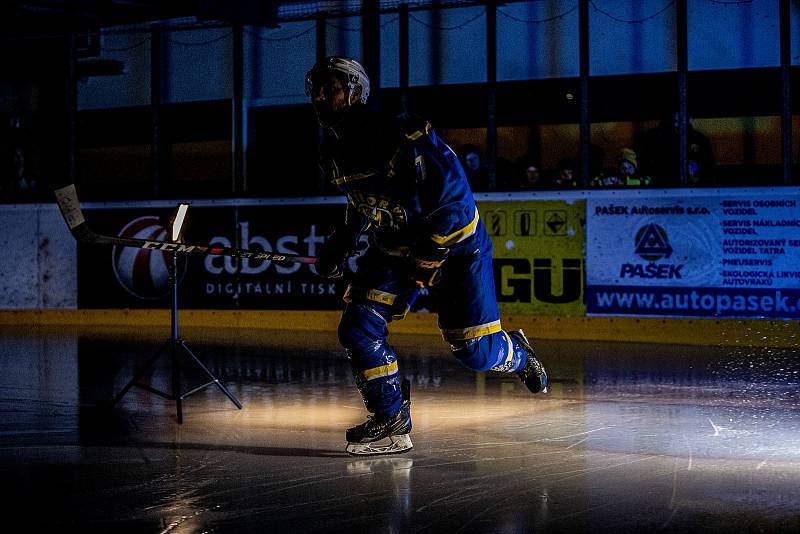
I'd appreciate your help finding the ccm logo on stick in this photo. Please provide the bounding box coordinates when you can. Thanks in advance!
[142,241,207,253]
[142,241,288,261]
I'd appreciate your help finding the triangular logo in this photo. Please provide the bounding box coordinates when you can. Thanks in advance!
[634,223,672,260]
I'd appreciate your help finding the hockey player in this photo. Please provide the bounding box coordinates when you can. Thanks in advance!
[306,56,548,456]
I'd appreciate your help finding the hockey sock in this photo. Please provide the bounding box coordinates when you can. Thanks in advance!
[488,331,526,373]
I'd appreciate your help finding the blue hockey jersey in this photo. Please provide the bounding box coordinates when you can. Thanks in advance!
[320,107,487,255]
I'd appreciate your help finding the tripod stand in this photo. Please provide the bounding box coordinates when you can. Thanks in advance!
[110,250,242,423]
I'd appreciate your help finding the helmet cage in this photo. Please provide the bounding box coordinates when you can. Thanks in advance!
[305,56,370,105]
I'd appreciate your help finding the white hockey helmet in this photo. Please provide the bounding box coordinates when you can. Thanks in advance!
[305,56,370,105]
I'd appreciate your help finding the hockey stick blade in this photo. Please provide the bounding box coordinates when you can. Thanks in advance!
[53,184,318,265]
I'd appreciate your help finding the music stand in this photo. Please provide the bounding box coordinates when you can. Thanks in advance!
[110,203,243,423]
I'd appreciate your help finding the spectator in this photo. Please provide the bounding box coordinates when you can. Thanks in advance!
[13,146,33,193]
[553,158,578,188]
[2,115,38,201]
[593,148,650,188]
[515,155,545,190]
[458,144,491,192]
[617,148,651,187]
[590,168,623,188]
[636,112,715,187]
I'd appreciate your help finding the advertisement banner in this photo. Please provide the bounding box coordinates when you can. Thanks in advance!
[78,203,355,309]
[78,198,587,316]
[479,200,586,316]
[586,192,800,319]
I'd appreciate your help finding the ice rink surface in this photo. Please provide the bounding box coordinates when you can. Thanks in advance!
[0,325,799,533]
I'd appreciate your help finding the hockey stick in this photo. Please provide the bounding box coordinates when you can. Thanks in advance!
[53,184,319,265]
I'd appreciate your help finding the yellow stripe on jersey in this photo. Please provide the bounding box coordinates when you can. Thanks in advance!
[331,171,377,186]
[343,286,397,306]
[362,360,399,381]
[405,122,432,141]
[365,289,396,306]
[441,319,502,342]
[430,207,480,246]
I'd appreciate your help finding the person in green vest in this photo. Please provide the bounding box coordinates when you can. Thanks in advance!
[617,148,651,187]
[590,148,651,188]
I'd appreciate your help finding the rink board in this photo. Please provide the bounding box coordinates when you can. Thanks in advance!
[584,190,800,319]
[1,186,798,322]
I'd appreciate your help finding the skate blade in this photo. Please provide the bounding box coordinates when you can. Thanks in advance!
[345,433,413,456]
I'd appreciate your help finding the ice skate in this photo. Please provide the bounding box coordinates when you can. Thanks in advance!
[346,380,412,456]
[509,329,548,394]
[345,400,412,455]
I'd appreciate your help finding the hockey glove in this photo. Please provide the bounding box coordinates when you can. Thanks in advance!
[315,233,351,279]
[315,254,346,279]
[408,242,449,288]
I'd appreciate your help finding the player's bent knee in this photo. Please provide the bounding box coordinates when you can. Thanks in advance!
[338,304,388,350]
[450,336,494,372]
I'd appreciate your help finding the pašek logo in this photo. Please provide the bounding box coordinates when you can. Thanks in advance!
[634,223,672,261]
[619,223,683,280]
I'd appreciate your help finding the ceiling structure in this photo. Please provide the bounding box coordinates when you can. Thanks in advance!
[0,1,289,37]
[0,0,491,36]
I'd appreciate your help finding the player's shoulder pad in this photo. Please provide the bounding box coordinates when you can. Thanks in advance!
[393,112,434,142]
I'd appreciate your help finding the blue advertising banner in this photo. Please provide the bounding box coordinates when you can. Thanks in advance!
[586,190,800,319]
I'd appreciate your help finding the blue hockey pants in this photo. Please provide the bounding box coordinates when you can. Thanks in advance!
[338,243,527,417]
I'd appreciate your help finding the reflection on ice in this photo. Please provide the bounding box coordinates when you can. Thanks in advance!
[0,327,798,532]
